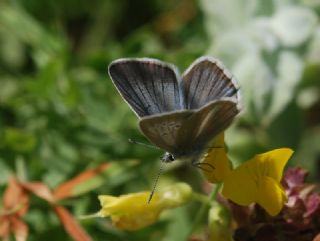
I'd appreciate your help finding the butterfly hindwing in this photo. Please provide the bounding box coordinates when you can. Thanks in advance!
[139,111,194,154]
[173,98,239,158]
[139,99,239,159]
[191,99,240,149]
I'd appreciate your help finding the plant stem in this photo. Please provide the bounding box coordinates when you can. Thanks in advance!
[192,192,211,205]
[78,212,101,220]
[189,183,222,235]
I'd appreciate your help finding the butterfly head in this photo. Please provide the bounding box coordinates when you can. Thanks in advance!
[161,152,175,163]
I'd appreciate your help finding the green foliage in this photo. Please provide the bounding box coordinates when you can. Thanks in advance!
[0,0,319,240]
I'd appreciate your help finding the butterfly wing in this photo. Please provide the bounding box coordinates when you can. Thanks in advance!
[139,98,240,159]
[109,56,242,160]
[182,56,241,109]
[172,98,240,158]
[108,58,183,118]
[189,98,240,148]
[139,110,194,154]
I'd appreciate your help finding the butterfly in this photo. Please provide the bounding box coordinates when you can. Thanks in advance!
[108,56,242,166]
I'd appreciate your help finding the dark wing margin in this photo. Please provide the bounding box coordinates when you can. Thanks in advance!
[139,110,194,154]
[108,58,183,118]
[182,56,241,110]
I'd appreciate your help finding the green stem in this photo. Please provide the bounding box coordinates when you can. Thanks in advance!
[78,212,101,220]
[192,192,211,205]
[189,183,222,235]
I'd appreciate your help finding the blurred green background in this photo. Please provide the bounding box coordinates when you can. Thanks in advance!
[0,0,320,240]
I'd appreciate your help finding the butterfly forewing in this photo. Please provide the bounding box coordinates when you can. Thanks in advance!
[182,56,240,109]
[108,58,183,118]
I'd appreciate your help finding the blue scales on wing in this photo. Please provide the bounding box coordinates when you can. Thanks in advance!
[108,58,183,118]
[182,56,241,110]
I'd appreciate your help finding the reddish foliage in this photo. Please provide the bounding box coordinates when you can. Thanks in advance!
[20,180,94,240]
[53,163,110,200]
[0,163,110,241]
[3,177,29,216]
[10,216,28,241]
[21,182,54,203]
[53,206,93,241]
[0,177,29,241]
[314,233,320,241]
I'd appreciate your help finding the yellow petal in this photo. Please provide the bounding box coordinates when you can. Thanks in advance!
[98,192,161,217]
[98,192,163,230]
[222,149,292,215]
[252,148,293,182]
[257,176,287,216]
[111,209,162,230]
[222,165,258,205]
[201,133,232,183]
[98,195,118,204]
[97,183,193,230]
[98,195,119,216]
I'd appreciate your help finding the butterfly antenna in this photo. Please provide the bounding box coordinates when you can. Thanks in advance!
[148,161,165,204]
[128,138,160,150]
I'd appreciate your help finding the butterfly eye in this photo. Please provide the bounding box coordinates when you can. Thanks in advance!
[168,154,175,161]
[161,152,175,163]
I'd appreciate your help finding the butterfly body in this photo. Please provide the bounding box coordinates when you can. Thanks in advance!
[108,56,242,164]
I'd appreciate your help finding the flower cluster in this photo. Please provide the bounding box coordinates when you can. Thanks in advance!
[98,183,192,230]
[202,133,293,216]
[97,134,295,236]
[227,167,320,241]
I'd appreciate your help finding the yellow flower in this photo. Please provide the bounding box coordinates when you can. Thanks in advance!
[201,133,232,183]
[222,148,294,216]
[98,183,192,230]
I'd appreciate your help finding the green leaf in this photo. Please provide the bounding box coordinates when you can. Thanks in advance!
[3,128,36,153]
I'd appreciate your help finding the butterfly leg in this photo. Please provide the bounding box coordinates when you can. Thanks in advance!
[191,159,215,172]
[191,146,225,172]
